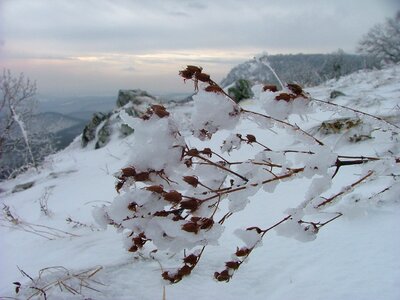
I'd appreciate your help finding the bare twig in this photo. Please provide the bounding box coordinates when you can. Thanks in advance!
[1,205,79,239]
[15,266,104,299]
[38,186,54,217]
[242,109,325,146]
[317,171,375,208]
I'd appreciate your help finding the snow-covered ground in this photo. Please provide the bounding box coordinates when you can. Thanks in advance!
[1,65,400,300]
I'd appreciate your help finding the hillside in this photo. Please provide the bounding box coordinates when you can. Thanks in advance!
[0,65,399,300]
[0,112,88,180]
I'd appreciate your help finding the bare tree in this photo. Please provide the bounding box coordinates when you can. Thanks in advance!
[0,70,38,175]
[357,11,400,64]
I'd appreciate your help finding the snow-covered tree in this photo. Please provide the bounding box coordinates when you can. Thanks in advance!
[357,11,400,64]
[0,70,38,177]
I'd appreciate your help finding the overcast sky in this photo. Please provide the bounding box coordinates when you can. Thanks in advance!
[1,0,399,98]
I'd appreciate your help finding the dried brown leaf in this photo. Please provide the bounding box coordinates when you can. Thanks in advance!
[246,134,256,143]
[145,185,164,194]
[178,265,192,276]
[134,172,150,182]
[183,176,199,187]
[275,93,293,102]
[235,247,250,257]
[128,245,138,252]
[205,85,223,93]
[115,181,124,193]
[199,218,214,230]
[152,105,170,118]
[186,148,199,157]
[164,190,182,203]
[127,202,138,211]
[179,70,193,80]
[180,199,200,211]
[121,167,136,177]
[153,210,169,217]
[225,261,240,270]
[201,147,212,157]
[186,65,202,74]
[181,222,199,234]
[263,84,278,92]
[214,270,230,282]
[196,72,210,82]
[287,83,303,95]
[183,254,198,265]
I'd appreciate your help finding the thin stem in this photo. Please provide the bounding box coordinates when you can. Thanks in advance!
[319,212,343,227]
[261,215,292,236]
[202,168,304,203]
[254,140,272,151]
[256,57,284,90]
[317,171,374,208]
[211,150,234,165]
[242,109,324,146]
[195,154,249,182]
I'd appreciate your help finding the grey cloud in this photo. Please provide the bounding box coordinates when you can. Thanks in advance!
[2,0,398,96]
[186,1,207,10]
[4,0,397,56]
[122,66,136,72]
[167,11,190,17]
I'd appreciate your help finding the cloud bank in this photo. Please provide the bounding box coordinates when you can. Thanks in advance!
[1,0,398,96]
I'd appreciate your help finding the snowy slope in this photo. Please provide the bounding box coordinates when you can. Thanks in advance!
[1,65,400,300]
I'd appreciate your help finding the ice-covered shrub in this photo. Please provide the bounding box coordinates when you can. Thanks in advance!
[94,65,400,284]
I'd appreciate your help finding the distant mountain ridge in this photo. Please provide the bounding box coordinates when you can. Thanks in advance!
[220,53,381,88]
[29,112,86,133]
[37,95,116,115]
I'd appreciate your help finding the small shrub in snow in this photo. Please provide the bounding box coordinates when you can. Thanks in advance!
[227,79,254,103]
[95,66,400,284]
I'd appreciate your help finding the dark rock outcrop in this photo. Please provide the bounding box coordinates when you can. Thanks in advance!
[81,112,109,147]
[81,89,157,149]
[116,89,156,108]
[12,181,35,193]
[330,90,346,99]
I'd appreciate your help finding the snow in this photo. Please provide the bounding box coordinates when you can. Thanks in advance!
[234,228,262,248]
[1,65,400,300]
[191,90,240,139]
[119,110,185,172]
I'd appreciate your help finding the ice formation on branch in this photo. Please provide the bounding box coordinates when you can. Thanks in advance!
[95,65,400,284]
